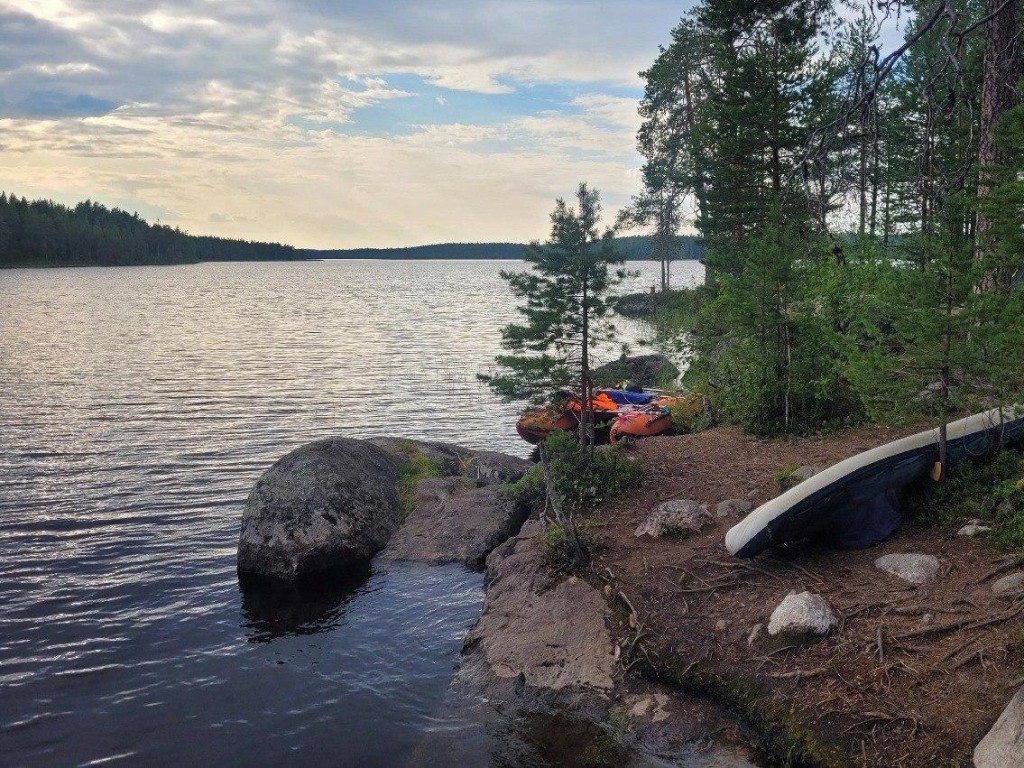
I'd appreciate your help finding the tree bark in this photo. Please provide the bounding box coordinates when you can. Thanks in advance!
[976,0,1021,292]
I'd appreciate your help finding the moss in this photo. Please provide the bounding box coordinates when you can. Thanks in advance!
[395,447,442,520]
[653,655,853,768]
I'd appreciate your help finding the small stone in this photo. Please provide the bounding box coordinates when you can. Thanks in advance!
[715,620,728,631]
[717,499,755,518]
[993,573,1024,596]
[767,591,837,643]
[791,465,823,483]
[958,520,993,537]
[747,623,763,646]
[921,613,933,625]
[874,553,941,585]
[634,500,712,538]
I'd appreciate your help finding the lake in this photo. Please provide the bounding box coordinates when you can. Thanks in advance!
[0,259,703,767]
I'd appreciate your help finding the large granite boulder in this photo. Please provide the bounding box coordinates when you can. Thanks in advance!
[237,438,405,580]
[974,686,1024,768]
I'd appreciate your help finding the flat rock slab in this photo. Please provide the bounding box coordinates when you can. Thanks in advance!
[635,500,711,538]
[974,685,1024,768]
[874,553,940,585]
[380,478,528,569]
[463,521,616,693]
[767,591,837,641]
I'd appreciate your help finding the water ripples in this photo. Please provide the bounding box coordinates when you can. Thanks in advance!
[0,259,701,767]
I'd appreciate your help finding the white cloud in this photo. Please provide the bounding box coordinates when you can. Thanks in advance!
[0,1,698,246]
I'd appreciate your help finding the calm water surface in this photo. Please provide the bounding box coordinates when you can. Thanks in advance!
[0,259,702,767]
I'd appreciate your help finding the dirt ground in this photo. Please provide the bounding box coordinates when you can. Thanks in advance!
[588,425,1024,767]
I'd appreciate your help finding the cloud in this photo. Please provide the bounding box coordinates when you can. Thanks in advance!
[0,1,698,246]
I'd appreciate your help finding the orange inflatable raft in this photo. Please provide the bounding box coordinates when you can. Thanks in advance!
[515,408,576,444]
[609,407,672,441]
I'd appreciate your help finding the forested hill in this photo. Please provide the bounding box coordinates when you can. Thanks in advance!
[308,235,703,261]
[0,193,298,268]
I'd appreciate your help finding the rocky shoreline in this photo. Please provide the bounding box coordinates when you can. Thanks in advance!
[236,430,1024,767]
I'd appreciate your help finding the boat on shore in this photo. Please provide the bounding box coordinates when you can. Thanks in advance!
[515,389,702,445]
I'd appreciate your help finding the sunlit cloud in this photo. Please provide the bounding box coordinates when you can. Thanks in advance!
[0,1,695,247]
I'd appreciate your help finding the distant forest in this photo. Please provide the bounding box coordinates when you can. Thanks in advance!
[0,191,703,268]
[0,193,298,268]
[308,235,703,261]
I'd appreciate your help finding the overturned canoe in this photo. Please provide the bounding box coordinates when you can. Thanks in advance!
[725,407,1024,559]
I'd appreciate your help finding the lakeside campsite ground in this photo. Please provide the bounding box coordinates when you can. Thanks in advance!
[583,425,1024,766]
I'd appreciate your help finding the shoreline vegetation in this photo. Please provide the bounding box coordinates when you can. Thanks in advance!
[0,190,703,269]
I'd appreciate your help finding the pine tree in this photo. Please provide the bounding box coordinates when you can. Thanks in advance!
[480,183,628,444]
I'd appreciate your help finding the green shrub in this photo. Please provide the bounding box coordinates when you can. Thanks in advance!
[906,447,1024,549]
[542,520,596,571]
[773,462,800,493]
[500,464,546,515]
[542,429,644,514]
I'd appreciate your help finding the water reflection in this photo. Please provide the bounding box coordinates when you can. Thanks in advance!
[239,561,373,643]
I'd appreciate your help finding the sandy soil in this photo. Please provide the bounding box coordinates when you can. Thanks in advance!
[587,425,1024,767]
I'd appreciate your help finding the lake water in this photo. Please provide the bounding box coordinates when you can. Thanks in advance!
[0,259,703,767]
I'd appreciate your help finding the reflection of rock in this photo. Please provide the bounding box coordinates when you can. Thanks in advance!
[974,685,1024,768]
[381,479,529,568]
[238,561,371,642]
[237,438,404,580]
[592,353,678,388]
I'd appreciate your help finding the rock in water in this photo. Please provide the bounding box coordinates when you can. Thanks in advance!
[974,686,1024,768]
[237,438,404,580]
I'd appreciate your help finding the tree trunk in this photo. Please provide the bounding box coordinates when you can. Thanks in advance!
[580,279,590,446]
[976,0,1021,292]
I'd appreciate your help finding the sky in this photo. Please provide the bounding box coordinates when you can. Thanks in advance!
[0,1,699,249]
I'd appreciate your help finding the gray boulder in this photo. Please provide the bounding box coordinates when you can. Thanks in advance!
[717,499,754,518]
[237,438,404,580]
[958,519,992,537]
[993,572,1024,596]
[381,478,529,568]
[767,591,837,644]
[635,500,711,538]
[591,353,678,388]
[874,553,941,585]
[974,686,1024,768]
